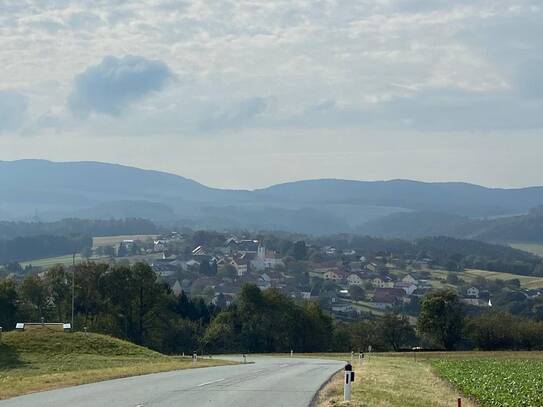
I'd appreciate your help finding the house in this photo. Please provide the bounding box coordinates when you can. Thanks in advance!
[394,282,417,295]
[236,239,260,254]
[366,263,378,272]
[372,275,394,288]
[299,291,311,300]
[347,273,364,286]
[331,303,354,313]
[461,298,480,306]
[231,256,249,276]
[324,269,346,282]
[192,245,207,256]
[312,261,340,275]
[153,240,167,252]
[402,274,419,286]
[257,273,272,289]
[373,288,406,306]
[323,246,337,256]
[467,287,480,298]
[212,293,234,307]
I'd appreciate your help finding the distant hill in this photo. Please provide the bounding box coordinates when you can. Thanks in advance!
[2,159,543,237]
[362,208,543,244]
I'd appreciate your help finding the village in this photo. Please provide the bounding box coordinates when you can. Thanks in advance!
[111,233,510,319]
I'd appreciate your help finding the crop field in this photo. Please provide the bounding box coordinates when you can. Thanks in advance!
[433,358,543,407]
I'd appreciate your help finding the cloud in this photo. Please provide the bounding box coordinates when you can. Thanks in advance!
[68,55,173,116]
[0,90,28,133]
[516,57,543,99]
[199,97,269,131]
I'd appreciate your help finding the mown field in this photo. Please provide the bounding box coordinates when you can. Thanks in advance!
[92,234,157,248]
[316,351,543,407]
[18,254,110,268]
[0,329,231,400]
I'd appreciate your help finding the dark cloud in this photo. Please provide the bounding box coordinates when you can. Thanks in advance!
[68,55,173,116]
[0,90,28,133]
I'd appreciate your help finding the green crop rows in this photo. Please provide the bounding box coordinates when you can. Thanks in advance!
[433,359,543,407]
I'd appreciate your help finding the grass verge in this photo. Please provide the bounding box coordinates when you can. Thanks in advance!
[315,354,480,407]
[0,329,232,400]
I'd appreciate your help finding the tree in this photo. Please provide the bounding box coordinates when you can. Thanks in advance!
[293,240,308,261]
[20,275,48,320]
[81,246,92,259]
[0,279,19,328]
[417,290,464,350]
[380,312,415,351]
[45,265,71,322]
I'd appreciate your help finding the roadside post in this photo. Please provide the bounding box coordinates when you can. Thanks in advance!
[83,326,88,336]
[351,350,354,363]
[192,352,197,364]
[457,398,462,407]
[344,363,355,401]
[290,349,293,357]
[242,354,247,364]
[0,326,2,341]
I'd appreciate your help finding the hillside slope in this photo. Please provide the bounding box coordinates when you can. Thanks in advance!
[0,329,229,399]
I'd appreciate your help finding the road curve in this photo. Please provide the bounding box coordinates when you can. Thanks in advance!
[0,356,344,407]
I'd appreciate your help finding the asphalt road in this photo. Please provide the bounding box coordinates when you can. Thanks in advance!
[0,356,344,407]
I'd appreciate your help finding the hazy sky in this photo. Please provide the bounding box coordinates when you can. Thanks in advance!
[1,0,542,189]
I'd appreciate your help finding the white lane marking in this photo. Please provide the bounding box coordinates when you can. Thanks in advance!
[196,378,225,387]
[253,369,264,373]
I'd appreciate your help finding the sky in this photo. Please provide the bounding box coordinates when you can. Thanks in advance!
[1,0,542,189]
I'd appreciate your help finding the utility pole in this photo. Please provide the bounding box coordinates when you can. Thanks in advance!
[71,253,75,330]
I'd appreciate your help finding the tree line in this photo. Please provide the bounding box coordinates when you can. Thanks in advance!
[0,235,92,263]
[1,262,542,354]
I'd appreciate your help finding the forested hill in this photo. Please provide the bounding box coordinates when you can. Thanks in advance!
[2,159,543,237]
[362,207,543,243]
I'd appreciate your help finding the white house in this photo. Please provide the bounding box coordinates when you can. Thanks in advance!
[467,287,480,298]
[153,240,167,252]
[347,273,364,286]
[231,257,248,276]
[324,270,346,282]
[372,275,394,288]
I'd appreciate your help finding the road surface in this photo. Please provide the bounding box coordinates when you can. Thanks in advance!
[0,356,344,407]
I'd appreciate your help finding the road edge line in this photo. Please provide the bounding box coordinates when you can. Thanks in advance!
[309,364,345,407]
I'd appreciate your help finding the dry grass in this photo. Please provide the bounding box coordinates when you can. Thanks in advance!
[316,355,478,407]
[428,268,543,289]
[0,329,232,400]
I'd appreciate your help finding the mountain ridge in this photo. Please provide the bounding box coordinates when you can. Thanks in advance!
[2,159,543,236]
